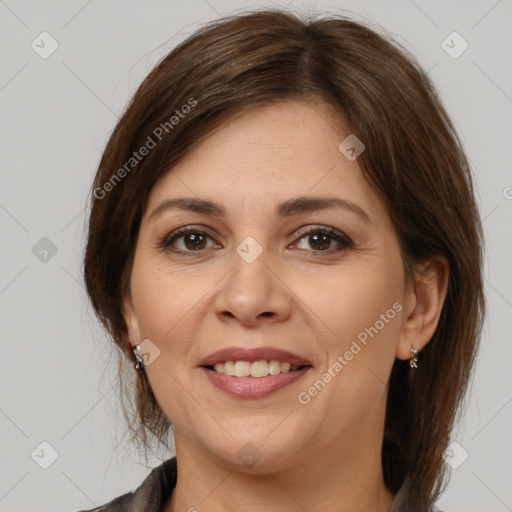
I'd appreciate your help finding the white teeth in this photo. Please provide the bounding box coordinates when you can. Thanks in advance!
[280,362,291,372]
[211,359,305,377]
[251,360,269,377]
[224,361,235,376]
[268,360,281,375]
[233,361,251,377]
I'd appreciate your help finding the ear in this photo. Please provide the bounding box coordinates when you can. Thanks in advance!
[122,292,141,351]
[396,256,449,361]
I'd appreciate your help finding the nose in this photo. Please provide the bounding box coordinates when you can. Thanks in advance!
[214,246,292,327]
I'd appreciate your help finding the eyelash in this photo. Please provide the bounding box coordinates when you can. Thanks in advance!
[156,225,353,256]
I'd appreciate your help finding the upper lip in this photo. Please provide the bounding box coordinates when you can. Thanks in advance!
[198,346,312,367]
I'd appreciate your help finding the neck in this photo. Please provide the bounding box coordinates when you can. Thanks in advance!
[164,433,394,512]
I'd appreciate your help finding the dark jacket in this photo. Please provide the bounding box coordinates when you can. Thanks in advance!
[77,457,441,512]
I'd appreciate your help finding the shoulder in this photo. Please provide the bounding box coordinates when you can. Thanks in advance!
[76,457,178,512]
[76,491,134,512]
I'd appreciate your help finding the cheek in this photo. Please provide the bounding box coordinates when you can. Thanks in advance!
[296,261,403,427]
[129,257,205,426]
[131,255,194,335]
[299,256,404,362]
[129,259,189,371]
[129,254,221,374]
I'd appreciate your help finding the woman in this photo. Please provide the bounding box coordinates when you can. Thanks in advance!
[81,8,484,512]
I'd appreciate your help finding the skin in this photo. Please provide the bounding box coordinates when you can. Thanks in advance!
[122,98,448,512]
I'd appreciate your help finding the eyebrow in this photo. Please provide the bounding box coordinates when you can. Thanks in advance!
[148,196,372,224]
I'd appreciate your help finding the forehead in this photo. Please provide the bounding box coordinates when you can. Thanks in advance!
[144,100,380,218]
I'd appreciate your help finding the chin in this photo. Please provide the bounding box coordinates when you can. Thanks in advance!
[198,421,308,474]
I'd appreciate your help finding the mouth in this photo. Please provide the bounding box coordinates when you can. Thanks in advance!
[198,346,313,399]
[205,360,308,377]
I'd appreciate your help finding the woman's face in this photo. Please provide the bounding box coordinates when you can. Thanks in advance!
[124,99,414,472]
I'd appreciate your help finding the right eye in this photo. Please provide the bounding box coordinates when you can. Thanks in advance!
[157,226,219,254]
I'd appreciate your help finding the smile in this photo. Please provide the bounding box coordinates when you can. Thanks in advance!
[198,346,313,399]
[210,360,304,377]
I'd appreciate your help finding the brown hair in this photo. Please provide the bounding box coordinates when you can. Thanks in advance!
[83,8,485,509]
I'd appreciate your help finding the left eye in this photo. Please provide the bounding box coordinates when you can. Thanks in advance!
[291,226,352,253]
[158,226,352,255]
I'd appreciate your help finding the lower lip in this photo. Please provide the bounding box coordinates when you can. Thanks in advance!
[201,366,311,399]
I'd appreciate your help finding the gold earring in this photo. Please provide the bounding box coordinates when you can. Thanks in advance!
[409,347,419,369]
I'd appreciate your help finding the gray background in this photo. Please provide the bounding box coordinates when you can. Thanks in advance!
[1,0,511,511]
